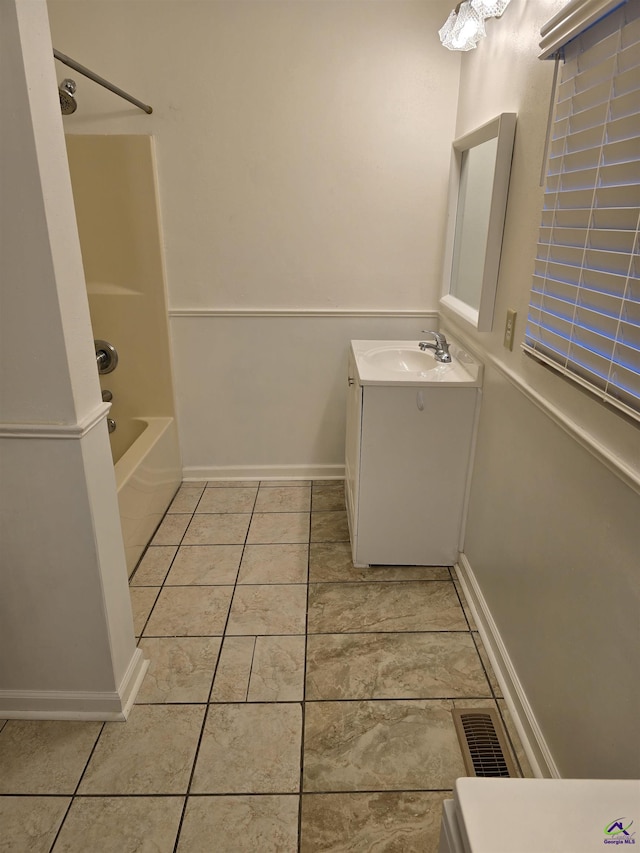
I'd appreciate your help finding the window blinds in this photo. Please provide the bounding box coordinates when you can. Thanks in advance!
[524,0,640,421]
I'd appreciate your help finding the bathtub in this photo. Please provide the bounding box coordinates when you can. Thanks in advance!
[114,416,182,575]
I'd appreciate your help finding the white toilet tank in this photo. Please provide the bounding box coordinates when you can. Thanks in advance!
[439,777,640,853]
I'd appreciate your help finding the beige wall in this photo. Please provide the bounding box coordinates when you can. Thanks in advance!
[49,0,458,311]
[47,0,459,474]
[443,0,640,778]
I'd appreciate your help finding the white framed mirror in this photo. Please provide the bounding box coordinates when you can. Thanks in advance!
[440,112,516,331]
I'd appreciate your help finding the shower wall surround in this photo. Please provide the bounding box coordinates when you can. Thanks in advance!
[66,136,176,456]
[66,135,181,570]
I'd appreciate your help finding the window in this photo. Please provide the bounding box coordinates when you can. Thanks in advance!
[525,0,640,421]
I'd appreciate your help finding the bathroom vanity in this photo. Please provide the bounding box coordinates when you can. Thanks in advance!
[345,339,482,567]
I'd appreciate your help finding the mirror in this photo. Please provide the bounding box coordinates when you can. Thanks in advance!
[440,113,516,331]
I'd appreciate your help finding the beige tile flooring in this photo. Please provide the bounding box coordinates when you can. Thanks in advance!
[0,480,530,852]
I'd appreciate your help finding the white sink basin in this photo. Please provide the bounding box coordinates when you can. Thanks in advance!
[366,347,440,373]
[351,339,483,387]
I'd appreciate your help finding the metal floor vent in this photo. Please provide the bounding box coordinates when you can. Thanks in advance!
[452,708,517,778]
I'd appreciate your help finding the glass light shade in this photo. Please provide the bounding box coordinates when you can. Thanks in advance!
[438,10,458,45]
[470,0,512,18]
[440,2,486,51]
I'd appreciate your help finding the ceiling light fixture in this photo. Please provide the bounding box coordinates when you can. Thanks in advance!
[439,2,486,51]
[470,0,512,18]
[439,0,511,51]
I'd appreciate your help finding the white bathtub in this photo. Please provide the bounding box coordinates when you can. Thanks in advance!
[114,417,182,575]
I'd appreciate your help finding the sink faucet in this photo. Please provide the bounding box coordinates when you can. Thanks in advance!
[419,331,452,363]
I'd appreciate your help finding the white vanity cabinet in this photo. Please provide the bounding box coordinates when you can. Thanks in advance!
[345,340,482,567]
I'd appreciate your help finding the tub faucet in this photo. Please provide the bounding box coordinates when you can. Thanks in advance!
[419,331,452,363]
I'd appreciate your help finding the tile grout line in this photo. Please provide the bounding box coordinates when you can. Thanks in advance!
[49,483,193,852]
[0,788,458,799]
[293,694,498,704]
[131,694,498,706]
[302,628,476,635]
[297,487,315,851]
[244,636,258,702]
[134,488,203,639]
[48,484,220,848]
[170,483,318,853]
[470,631,499,701]
[451,575,475,633]
[128,483,183,581]
[134,572,455,586]
[47,721,106,853]
[170,481,261,853]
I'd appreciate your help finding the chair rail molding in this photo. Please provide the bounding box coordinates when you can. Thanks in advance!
[0,402,111,439]
[169,308,438,319]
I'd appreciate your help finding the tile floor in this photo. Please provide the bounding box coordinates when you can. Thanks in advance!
[0,480,531,852]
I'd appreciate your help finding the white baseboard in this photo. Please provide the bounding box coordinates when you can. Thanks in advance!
[0,650,149,721]
[182,463,345,482]
[117,648,150,719]
[455,553,560,779]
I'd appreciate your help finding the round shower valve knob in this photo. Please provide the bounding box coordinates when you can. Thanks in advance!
[95,340,119,374]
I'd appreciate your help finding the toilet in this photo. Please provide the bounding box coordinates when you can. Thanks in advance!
[438,777,640,853]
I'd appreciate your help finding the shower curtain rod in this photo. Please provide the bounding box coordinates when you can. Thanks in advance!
[53,49,153,114]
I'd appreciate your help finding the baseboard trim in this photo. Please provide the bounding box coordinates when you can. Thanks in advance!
[117,648,150,720]
[455,552,560,779]
[0,650,149,721]
[182,463,345,482]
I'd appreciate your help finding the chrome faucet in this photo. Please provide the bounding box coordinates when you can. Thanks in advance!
[419,330,452,363]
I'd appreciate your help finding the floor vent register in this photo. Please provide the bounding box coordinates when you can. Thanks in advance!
[452,708,517,778]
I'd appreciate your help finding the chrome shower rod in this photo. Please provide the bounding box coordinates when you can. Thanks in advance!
[53,49,153,114]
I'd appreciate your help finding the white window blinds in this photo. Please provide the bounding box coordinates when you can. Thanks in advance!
[525,0,640,421]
